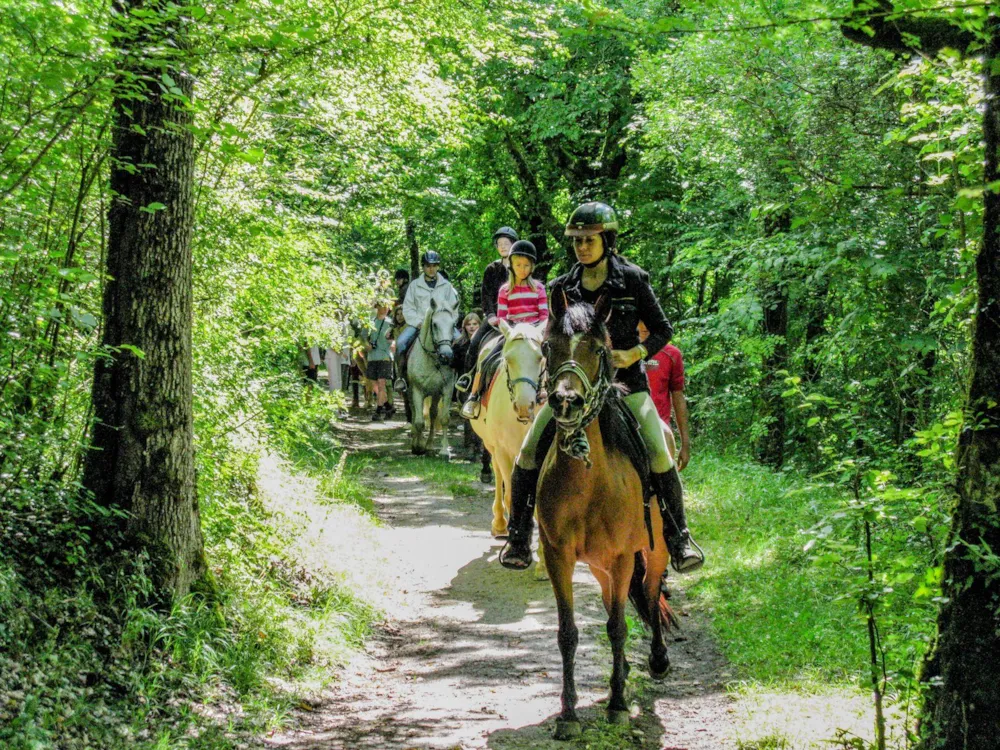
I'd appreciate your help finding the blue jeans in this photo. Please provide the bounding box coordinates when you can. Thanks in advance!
[395,325,419,359]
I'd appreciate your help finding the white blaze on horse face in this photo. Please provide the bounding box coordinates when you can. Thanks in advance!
[505,338,541,416]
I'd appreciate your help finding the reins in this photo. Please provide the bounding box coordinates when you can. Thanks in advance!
[547,346,613,468]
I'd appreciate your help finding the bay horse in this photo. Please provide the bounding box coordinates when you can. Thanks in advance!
[405,299,458,457]
[538,295,673,739]
[468,320,549,578]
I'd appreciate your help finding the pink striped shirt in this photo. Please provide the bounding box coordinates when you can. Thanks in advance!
[497,280,549,326]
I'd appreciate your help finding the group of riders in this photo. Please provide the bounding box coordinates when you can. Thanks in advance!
[389,201,705,576]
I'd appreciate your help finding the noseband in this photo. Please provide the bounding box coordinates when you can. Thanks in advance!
[547,345,613,467]
[503,337,545,422]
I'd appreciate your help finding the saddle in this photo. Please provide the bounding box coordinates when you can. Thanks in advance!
[478,344,505,409]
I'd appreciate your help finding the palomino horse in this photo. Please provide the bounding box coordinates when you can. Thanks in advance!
[406,299,458,457]
[468,320,548,577]
[538,295,672,739]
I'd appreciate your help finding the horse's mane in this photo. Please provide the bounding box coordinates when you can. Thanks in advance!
[548,302,596,338]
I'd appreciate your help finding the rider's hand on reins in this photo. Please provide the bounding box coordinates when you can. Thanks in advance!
[611,347,643,369]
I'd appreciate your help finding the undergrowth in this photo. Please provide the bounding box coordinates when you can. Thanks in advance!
[0,390,381,749]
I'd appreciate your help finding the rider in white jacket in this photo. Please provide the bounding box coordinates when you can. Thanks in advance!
[394,251,459,392]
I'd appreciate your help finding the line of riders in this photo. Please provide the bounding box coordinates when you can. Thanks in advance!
[391,201,705,576]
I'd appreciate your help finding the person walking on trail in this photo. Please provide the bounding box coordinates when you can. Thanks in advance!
[461,240,548,420]
[393,251,460,393]
[639,320,691,471]
[499,201,705,574]
[366,302,394,421]
[460,226,519,382]
[393,268,410,305]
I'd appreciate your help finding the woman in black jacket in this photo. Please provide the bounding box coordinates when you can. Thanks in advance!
[499,202,704,574]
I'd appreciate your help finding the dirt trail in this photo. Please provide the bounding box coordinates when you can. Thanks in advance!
[264,415,736,750]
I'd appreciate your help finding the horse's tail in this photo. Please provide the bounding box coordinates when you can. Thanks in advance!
[628,551,681,631]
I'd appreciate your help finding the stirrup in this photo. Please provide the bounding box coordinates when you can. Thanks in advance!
[669,531,705,573]
[456,373,473,393]
[499,539,532,570]
[393,378,407,393]
[460,398,481,420]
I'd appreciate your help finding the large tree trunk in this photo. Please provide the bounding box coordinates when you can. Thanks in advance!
[917,14,1000,747]
[83,0,206,603]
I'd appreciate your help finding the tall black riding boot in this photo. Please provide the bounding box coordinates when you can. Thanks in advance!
[651,469,705,573]
[499,466,540,570]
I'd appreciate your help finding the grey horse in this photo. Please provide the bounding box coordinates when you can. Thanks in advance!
[405,299,458,457]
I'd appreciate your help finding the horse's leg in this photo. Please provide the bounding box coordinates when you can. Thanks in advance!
[646,553,670,679]
[491,453,507,538]
[428,395,440,456]
[437,389,453,459]
[547,544,581,740]
[480,445,493,483]
[410,388,426,455]
[533,505,549,581]
[605,553,635,724]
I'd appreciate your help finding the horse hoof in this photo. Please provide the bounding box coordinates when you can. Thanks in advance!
[649,655,670,681]
[533,563,549,581]
[492,529,509,540]
[553,720,581,741]
[439,451,451,461]
[606,709,630,726]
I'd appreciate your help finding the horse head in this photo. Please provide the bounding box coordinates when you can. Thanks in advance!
[545,294,613,427]
[424,298,456,366]
[497,319,545,423]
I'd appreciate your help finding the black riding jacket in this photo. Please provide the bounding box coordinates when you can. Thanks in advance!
[480,259,508,319]
[547,253,673,395]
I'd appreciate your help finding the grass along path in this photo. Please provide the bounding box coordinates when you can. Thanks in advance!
[260,412,734,749]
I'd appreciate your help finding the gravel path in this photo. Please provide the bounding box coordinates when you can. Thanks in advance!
[264,414,736,749]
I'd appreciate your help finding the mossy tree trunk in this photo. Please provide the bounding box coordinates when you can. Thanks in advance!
[917,14,1000,748]
[83,0,206,603]
[843,4,1000,746]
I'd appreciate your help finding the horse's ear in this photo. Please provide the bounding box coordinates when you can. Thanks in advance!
[497,319,513,339]
[550,287,567,320]
[592,294,612,329]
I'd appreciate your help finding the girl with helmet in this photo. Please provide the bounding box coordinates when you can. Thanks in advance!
[459,227,519,382]
[461,241,547,419]
[499,202,705,574]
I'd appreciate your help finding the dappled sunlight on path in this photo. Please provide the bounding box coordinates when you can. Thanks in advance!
[263,410,735,749]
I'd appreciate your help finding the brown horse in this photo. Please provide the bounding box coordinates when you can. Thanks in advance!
[538,295,673,740]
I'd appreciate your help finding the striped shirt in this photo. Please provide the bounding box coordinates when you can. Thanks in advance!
[497,280,549,326]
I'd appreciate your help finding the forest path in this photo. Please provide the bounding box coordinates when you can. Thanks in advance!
[263,413,736,750]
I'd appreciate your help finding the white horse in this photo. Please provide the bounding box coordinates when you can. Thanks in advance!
[469,320,549,578]
[406,299,458,458]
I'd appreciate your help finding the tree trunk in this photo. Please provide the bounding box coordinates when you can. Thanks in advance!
[406,216,419,281]
[917,14,1000,747]
[755,214,789,468]
[83,0,206,603]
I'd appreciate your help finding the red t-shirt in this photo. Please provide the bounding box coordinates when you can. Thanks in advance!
[646,344,684,423]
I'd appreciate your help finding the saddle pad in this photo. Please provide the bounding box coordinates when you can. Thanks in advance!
[598,393,653,502]
[479,346,505,410]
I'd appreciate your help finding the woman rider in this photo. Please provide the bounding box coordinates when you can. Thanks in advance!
[499,202,705,574]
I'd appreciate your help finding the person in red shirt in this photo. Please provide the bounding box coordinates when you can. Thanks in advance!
[638,320,690,471]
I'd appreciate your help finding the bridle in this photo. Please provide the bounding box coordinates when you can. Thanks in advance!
[547,344,612,435]
[503,335,546,422]
[419,307,456,365]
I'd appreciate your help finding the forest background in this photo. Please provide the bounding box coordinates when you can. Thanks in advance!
[0,0,992,747]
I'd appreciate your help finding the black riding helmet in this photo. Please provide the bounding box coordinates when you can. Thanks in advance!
[508,240,537,263]
[492,226,519,245]
[421,250,443,266]
[565,202,618,264]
